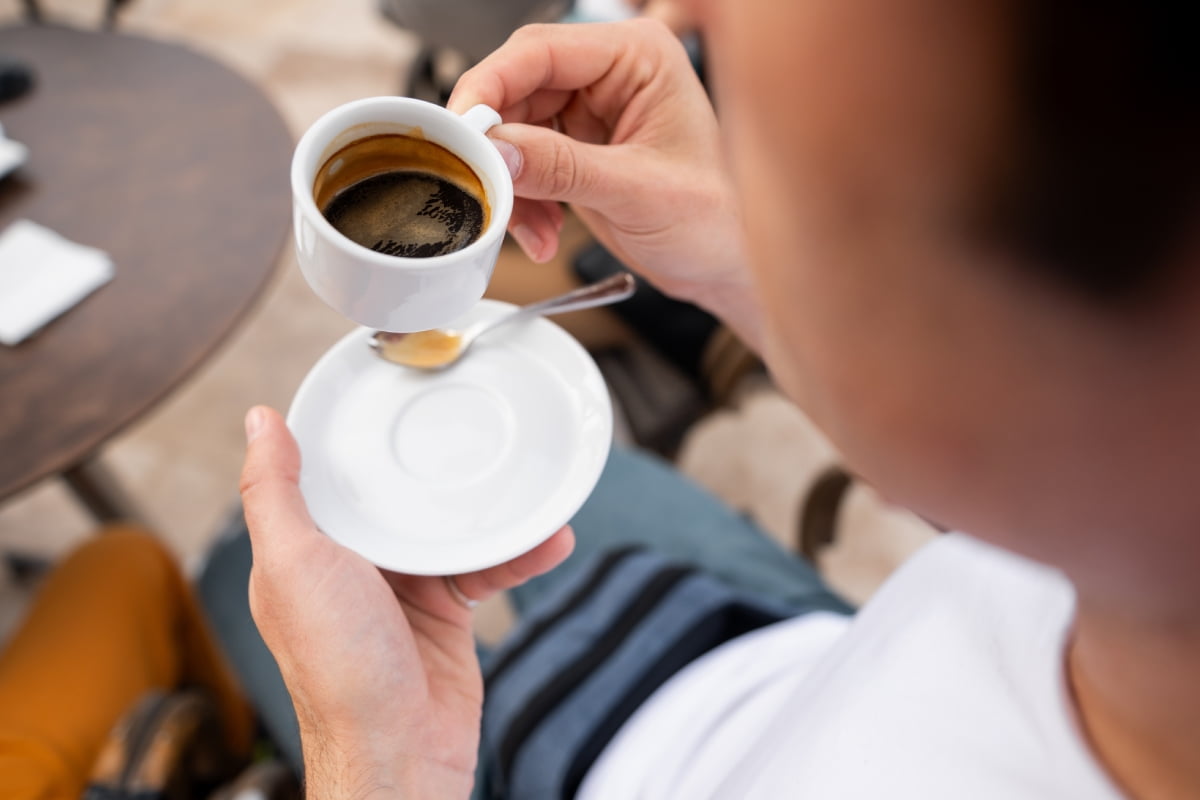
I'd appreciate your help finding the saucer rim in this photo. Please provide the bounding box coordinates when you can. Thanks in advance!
[286,300,613,576]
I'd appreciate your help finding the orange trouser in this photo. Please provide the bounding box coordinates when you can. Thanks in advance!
[0,525,253,799]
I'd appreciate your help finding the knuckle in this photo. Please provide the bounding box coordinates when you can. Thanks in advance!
[631,15,669,37]
[509,22,547,44]
[545,138,580,197]
[238,474,268,514]
[238,457,268,498]
[505,557,536,586]
[630,17,687,62]
[239,468,298,506]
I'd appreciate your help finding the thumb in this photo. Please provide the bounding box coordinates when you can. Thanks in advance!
[490,122,632,209]
[239,406,323,566]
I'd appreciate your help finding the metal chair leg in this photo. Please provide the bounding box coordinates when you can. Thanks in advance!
[61,457,146,526]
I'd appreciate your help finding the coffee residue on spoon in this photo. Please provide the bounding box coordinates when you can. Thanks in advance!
[378,329,463,368]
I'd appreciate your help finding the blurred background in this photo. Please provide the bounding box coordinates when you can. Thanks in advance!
[0,0,934,644]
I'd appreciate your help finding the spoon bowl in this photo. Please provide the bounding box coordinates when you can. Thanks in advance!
[370,272,636,370]
[370,328,464,370]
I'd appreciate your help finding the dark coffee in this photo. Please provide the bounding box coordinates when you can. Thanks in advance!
[313,133,490,259]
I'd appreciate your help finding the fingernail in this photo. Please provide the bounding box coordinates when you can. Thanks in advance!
[492,137,523,180]
[244,408,265,443]
[512,224,543,260]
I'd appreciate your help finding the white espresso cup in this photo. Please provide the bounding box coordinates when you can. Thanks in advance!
[291,98,513,332]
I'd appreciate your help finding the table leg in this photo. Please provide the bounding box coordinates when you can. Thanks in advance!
[61,458,146,525]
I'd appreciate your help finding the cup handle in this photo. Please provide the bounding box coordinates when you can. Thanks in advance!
[460,104,502,134]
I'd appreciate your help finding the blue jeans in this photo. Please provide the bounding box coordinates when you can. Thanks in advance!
[197,446,850,776]
[508,447,850,617]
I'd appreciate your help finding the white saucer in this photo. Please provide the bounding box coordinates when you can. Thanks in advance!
[287,300,612,575]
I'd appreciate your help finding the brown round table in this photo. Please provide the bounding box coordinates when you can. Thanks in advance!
[0,24,292,516]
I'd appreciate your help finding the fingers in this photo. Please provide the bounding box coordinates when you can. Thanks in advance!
[241,407,572,599]
[240,406,323,566]
[495,88,575,127]
[496,131,566,261]
[490,122,626,208]
[450,21,657,116]
[543,197,566,231]
[454,17,714,246]
[508,197,564,262]
[451,526,575,604]
[556,91,612,147]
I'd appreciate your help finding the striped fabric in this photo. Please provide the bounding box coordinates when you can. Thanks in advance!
[481,547,802,799]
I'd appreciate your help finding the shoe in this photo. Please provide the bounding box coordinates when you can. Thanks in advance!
[85,690,241,800]
[208,761,300,800]
[0,57,34,103]
[796,465,854,562]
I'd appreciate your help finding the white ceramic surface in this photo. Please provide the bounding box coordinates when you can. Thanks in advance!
[287,300,613,575]
[0,124,29,180]
[292,98,514,332]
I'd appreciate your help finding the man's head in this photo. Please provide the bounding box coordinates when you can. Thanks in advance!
[689,0,1200,614]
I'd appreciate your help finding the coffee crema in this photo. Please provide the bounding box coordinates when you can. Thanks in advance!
[313,133,490,259]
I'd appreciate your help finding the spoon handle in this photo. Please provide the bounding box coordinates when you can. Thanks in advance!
[523,272,637,316]
[468,272,638,339]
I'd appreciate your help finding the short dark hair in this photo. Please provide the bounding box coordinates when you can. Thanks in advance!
[982,2,1200,304]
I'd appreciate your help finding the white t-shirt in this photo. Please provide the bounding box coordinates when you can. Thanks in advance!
[578,534,1124,798]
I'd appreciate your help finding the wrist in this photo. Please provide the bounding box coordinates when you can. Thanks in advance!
[675,276,766,355]
[304,755,474,800]
[300,727,474,800]
[661,180,764,351]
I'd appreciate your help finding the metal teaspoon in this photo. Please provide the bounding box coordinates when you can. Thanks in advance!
[369,272,637,370]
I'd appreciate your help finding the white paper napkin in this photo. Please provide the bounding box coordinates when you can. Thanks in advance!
[0,219,114,346]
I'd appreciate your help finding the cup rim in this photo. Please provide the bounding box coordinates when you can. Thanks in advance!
[291,96,514,272]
